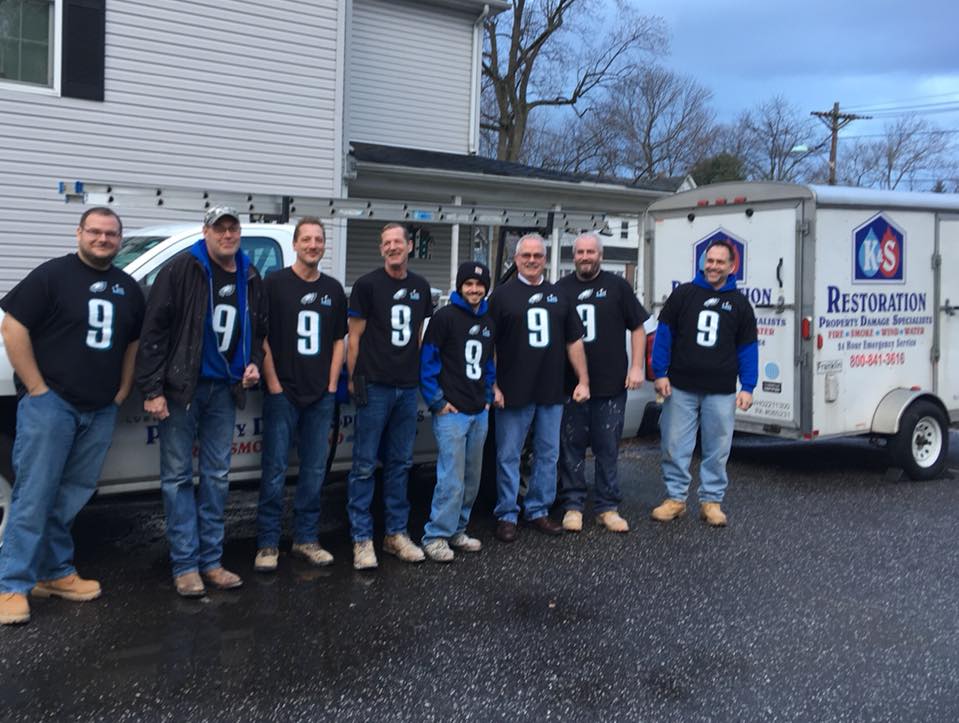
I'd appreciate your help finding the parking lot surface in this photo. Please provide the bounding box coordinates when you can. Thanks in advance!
[1,432,957,722]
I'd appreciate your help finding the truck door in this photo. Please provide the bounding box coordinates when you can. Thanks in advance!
[938,216,959,415]
[650,202,802,433]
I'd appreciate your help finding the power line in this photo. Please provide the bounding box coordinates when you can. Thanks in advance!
[839,129,959,140]
[844,92,959,112]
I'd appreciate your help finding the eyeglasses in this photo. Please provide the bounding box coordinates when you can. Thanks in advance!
[81,227,121,240]
[518,252,545,260]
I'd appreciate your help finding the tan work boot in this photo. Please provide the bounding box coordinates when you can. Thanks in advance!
[383,533,425,563]
[32,573,101,602]
[0,593,30,624]
[562,510,583,532]
[651,499,687,522]
[700,502,728,527]
[202,567,243,590]
[291,542,334,567]
[596,510,630,533]
[353,540,378,570]
[254,547,279,572]
[173,571,206,598]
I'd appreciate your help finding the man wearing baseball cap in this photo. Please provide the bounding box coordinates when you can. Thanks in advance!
[135,205,267,597]
[419,262,496,562]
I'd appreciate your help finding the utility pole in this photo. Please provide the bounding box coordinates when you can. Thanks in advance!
[811,102,872,185]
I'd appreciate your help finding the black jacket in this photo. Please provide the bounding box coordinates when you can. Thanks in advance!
[134,247,267,408]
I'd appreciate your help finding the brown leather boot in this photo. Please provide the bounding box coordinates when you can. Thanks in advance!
[0,593,30,624]
[32,573,101,602]
[700,502,728,527]
[651,499,687,522]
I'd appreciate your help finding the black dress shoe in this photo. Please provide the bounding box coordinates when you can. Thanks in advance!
[495,520,518,543]
[528,516,563,536]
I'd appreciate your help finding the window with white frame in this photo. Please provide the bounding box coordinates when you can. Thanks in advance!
[0,0,55,87]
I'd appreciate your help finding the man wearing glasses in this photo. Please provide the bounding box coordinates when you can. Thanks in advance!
[487,233,590,543]
[0,208,144,624]
[136,206,267,597]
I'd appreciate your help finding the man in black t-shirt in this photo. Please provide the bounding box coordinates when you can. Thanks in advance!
[419,262,495,562]
[650,240,758,527]
[135,206,267,597]
[347,223,433,569]
[556,233,649,534]
[0,208,144,625]
[487,233,590,544]
[254,217,346,573]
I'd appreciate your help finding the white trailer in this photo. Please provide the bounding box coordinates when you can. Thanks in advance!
[645,181,958,480]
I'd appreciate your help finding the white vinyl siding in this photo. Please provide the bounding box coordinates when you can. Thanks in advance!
[345,220,473,292]
[348,0,473,154]
[0,0,342,294]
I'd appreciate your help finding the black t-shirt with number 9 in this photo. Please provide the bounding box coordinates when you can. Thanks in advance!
[0,254,145,411]
[349,267,433,388]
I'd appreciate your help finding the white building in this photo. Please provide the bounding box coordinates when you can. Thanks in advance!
[0,0,669,294]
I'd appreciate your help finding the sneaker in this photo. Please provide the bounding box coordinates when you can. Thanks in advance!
[201,567,243,590]
[254,547,279,572]
[383,533,426,563]
[31,573,101,602]
[291,542,334,567]
[596,510,630,533]
[651,499,687,522]
[353,540,378,570]
[700,502,728,527]
[173,571,206,598]
[562,510,583,532]
[449,532,482,552]
[0,593,30,625]
[423,539,454,563]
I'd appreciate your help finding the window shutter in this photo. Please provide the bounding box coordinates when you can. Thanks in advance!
[61,0,106,101]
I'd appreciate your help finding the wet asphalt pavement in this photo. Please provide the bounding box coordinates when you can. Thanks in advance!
[1,432,959,722]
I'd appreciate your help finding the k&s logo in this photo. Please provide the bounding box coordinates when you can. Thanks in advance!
[693,229,746,284]
[853,213,904,284]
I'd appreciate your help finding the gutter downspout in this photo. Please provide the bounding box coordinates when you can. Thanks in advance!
[468,4,490,155]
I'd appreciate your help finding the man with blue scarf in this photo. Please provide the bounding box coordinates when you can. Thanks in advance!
[419,262,496,562]
[136,206,267,597]
[650,239,758,527]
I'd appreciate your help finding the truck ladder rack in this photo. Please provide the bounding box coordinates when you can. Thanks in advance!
[58,181,609,233]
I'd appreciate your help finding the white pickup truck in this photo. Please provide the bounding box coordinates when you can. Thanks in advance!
[0,222,658,540]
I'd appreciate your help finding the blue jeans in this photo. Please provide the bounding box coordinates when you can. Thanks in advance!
[347,384,418,542]
[559,392,626,514]
[422,410,489,544]
[159,380,236,577]
[257,391,335,549]
[494,403,563,523]
[660,386,736,503]
[0,390,117,594]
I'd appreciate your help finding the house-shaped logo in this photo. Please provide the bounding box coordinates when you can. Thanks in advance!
[852,213,904,284]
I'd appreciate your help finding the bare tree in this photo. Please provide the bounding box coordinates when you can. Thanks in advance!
[730,96,826,181]
[600,65,717,182]
[482,0,666,162]
[829,116,955,190]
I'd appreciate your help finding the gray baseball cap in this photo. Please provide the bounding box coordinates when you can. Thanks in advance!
[203,205,240,226]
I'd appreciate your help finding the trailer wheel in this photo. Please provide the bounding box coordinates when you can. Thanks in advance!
[890,400,949,481]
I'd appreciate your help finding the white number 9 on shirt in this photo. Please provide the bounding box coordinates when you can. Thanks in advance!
[297,310,320,356]
[527,307,549,348]
[212,304,237,353]
[696,309,720,348]
[576,303,596,343]
[464,339,483,380]
[86,298,114,350]
[391,304,412,346]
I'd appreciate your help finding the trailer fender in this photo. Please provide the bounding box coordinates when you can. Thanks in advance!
[871,389,948,435]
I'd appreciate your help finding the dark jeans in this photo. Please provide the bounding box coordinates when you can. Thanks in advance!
[558,392,626,514]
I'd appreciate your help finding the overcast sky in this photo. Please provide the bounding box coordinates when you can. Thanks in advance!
[640,0,959,141]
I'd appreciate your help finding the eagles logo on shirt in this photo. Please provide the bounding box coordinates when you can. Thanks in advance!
[578,289,594,300]
[393,289,408,300]
[300,292,318,305]
[703,297,720,308]
[528,293,543,304]
[89,281,107,293]
[469,324,481,335]
[218,284,236,298]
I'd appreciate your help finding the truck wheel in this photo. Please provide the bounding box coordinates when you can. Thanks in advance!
[890,400,949,481]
